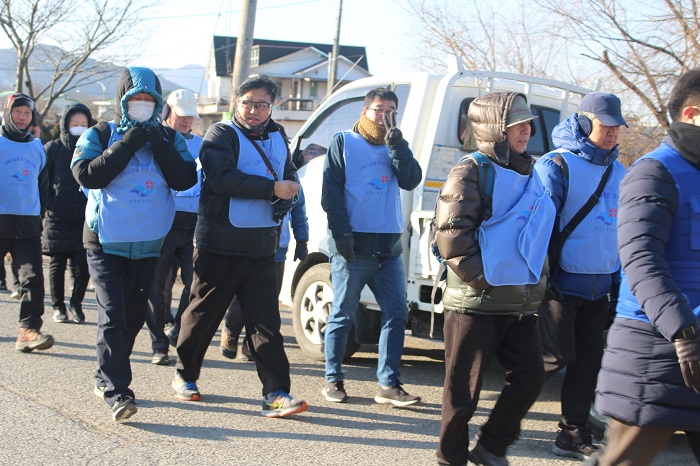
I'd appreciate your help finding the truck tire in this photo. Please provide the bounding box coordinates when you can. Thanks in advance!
[292,263,361,361]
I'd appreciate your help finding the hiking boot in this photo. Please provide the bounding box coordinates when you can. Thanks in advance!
[552,427,599,460]
[94,385,106,398]
[322,380,349,403]
[469,438,509,466]
[151,352,170,366]
[15,328,54,352]
[374,384,421,407]
[261,389,308,418]
[53,307,69,323]
[70,302,85,323]
[111,394,137,421]
[220,326,239,359]
[172,372,200,401]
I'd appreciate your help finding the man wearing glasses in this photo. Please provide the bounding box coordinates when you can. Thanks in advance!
[321,88,423,406]
[172,75,308,418]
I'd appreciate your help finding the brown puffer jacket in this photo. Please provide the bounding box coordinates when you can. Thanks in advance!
[434,92,547,315]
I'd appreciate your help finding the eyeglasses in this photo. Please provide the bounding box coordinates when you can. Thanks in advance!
[237,99,272,110]
[367,107,397,116]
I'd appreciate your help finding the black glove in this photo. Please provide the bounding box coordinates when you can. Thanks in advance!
[383,111,403,146]
[544,277,564,302]
[334,233,355,262]
[673,324,700,394]
[143,124,169,152]
[294,241,308,261]
[120,126,147,153]
[273,197,294,223]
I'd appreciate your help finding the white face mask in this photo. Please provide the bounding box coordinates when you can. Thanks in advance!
[126,101,156,122]
[68,126,87,136]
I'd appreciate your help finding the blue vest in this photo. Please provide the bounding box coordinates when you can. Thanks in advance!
[227,123,286,228]
[0,137,45,216]
[555,150,625,274]
[617,144,700,323]
[341,131,403,233]
[173,135,202,213]
[478,160,556,285]
[94,123,175,243]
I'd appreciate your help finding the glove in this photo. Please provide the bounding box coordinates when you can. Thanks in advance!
[673,324,700,394]
[120,126,147,153]
[273,198,294,223]
[143,124,169,152]
[334,233,355,263]
[383,111,403,145]
[294,241,308,261]
[544,277,564,302]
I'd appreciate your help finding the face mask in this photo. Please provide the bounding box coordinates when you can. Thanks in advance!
[126,101,156,122]
[68,126,87,136]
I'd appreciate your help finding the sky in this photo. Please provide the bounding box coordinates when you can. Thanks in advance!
[136,0,421,81]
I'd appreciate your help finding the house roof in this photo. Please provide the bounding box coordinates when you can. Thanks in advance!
[212,36,369,77]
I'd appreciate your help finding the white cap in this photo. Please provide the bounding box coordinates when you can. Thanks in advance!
[166,89,199,118]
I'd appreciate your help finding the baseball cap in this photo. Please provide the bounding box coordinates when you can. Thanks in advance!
[506,95,538,128]
[166,89,199,118]
[579,92,627,127]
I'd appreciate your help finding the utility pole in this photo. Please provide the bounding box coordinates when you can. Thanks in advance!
[230,0,257,113]
[327,0,342,96]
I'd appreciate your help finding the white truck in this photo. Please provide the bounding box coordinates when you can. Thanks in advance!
[280,59,595,360]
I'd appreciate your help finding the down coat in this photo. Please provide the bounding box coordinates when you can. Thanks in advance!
[434,92,547,315]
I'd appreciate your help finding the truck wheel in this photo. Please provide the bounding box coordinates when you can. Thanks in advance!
[292,263,361,361]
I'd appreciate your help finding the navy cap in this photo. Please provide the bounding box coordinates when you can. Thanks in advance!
[579,92,627,127]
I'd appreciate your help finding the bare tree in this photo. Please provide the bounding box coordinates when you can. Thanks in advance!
[0,0,155,125]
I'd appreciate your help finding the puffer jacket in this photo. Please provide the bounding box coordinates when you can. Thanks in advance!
[41,103,94,255]
[434,92,547,315]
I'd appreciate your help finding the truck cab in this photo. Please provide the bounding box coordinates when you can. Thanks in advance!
[281,61,593,360]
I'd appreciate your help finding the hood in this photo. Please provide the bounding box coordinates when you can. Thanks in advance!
[551,113,619,166]
[2,92,37,142]
[59,103,95,150]
[114,67,163,134]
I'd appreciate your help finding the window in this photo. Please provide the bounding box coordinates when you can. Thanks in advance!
[251,47,259,67]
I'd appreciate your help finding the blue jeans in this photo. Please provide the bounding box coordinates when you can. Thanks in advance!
[324,253,408,387]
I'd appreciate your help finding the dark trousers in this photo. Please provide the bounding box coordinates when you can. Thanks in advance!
[590,418,700,466]
[437,312,545,465]
[145,226,194,352]
[48,250,89,309]
[0,255,19,288]
[539,295,610,429]
[176,248,291,396]
[87,249,157,406]
[0,237,45,329]
[223,260,285,342]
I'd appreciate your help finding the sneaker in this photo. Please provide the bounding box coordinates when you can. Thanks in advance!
[94,385,106,398]
[151,352,170,365]
[15,328,54,352]
[220,326,238,359]
[261,389,308,418]
[470,439,509,466]
[172,372,200,401]
[53,308,69,323]
[322,381,348,403]
[111,394,137,421]
[552,427,599,460]
[374,384,421,407]
[70,303,85,323]
[10,289,20,300]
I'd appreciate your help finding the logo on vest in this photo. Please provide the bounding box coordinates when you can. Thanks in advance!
[130,179,155,198]
[595,207,617,226]
[367,175,389,190]
[11,169,29,182]
[517,205,536,222]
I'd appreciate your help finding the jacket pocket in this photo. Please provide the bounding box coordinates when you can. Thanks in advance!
[691,195,700,250]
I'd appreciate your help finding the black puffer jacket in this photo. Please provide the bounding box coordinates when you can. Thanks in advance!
[42,104,94,255]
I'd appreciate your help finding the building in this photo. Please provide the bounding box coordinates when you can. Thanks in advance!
[198,36,371,135]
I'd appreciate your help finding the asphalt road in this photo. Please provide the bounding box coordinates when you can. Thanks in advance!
[0,263,694,465]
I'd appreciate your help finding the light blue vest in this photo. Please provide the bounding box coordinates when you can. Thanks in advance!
[478,161,556,285]
[555,150,625,274]
[94,123,175,243]
[227,123,287,228]
[0,137,45,216]
[341,131,403,233]
[617,144,700,323]
[173,135,202,213]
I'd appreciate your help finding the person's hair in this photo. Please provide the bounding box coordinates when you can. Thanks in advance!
[578,111,596,121]
[364,88,399,108]
[237,75,278,102]
[668,69,700,122]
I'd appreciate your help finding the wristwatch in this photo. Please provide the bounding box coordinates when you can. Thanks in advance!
[673,323,700,341]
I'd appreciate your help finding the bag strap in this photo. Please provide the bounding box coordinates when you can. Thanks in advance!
[460,152,494,221]
[239,130,279,182]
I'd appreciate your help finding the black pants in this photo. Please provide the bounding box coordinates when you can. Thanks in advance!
[145,225,194,352]
[176,248,291,396]
[0,255,19,288]
[48,250,89,310]
[539,295,610,429]
[0,237,45,329]
[87,248,157,406]
[437,312,545,465]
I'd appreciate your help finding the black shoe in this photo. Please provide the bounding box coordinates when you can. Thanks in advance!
[322,380,348,403]
[469,440,509,466]
[151,352,170,365]
[70,303,85,323]
[53,307,69,323]
[0,280,7,291]
[552,427,599,460]
[111,395,137,421]
[374,384,421,407]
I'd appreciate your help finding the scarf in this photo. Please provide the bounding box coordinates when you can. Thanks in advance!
[668,121,700,171]
[354,114,387,145]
